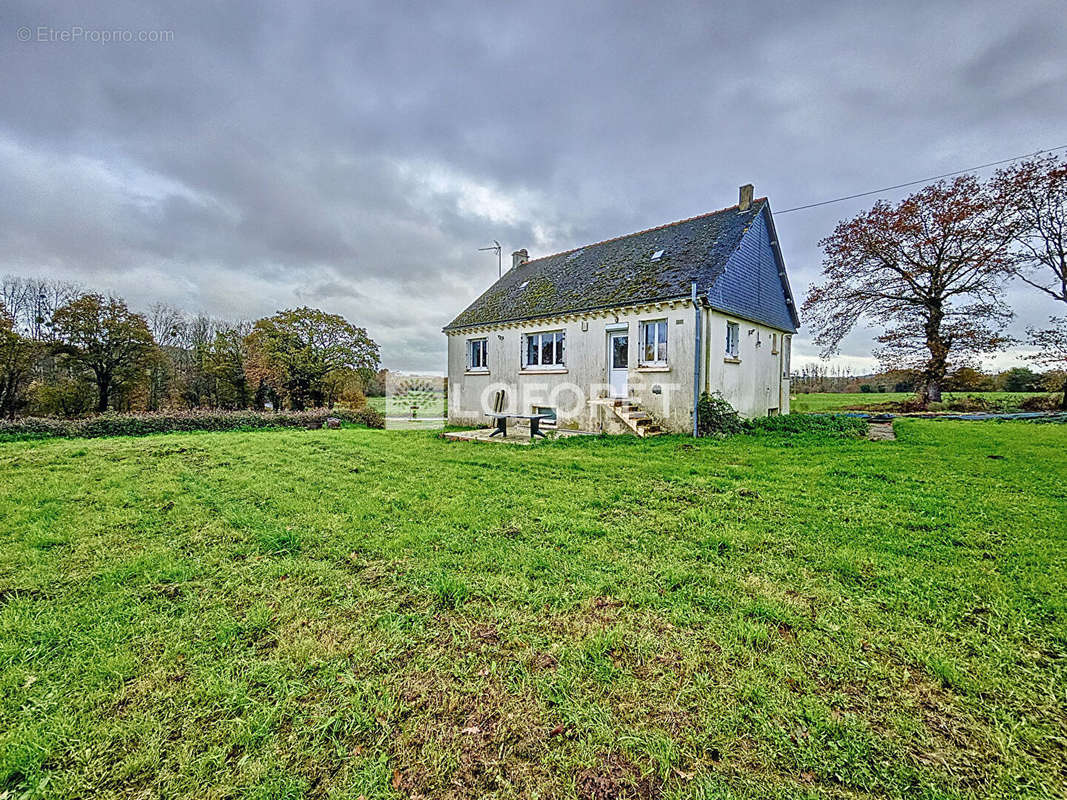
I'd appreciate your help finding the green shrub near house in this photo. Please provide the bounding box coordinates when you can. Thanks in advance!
[695,391,744,437]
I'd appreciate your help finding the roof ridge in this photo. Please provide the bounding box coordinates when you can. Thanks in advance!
[517,197,768,268]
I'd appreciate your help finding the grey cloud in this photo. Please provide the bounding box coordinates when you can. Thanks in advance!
[2,0,1065,372]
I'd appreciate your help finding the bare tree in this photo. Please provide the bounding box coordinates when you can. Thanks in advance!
[1026,320,1067,409]
[996,154,1067,304]
[145,303,188,410]
[0,276,81,341]
[0,302,44,419]
[995,156,1067,408]
[148,303,187,347]
[0,278,32,332]
[803,176,1017,405]
[179,313,220,407]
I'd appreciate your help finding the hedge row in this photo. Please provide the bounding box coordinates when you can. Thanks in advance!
[0,407,385,440]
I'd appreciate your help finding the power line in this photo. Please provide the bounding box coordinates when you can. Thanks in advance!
[777,143,1067,214]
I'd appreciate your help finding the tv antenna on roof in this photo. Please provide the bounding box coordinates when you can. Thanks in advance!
[478,240,502,277]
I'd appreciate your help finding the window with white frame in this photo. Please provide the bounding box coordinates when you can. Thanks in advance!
[522,330,565,368]
[466,338,488,371]
[725,321,740,359]
[640,319,668,365]
[782,335,792,378]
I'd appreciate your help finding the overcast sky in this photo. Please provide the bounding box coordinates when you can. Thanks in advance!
[3,0,1065,374]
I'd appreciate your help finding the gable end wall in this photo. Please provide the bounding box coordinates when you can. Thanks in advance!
[707,208,797,333]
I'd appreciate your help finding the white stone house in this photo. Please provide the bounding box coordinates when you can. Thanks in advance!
[443,186,800,435]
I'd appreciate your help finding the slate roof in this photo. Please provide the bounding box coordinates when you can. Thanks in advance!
[445,199,797,332]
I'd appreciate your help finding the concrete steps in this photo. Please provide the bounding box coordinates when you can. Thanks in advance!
[611,398,664,437]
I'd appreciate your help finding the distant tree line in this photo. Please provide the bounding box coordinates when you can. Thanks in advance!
[791,363,1061,395]
[803,154,1067,409]
[0,277,382,419]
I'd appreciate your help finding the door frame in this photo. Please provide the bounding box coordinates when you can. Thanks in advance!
[608,330,629,398]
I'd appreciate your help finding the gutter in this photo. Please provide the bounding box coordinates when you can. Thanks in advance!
[442,292,713,334]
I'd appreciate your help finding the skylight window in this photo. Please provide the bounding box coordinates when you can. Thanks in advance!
[651,249,664,261]
[519,281,529,288]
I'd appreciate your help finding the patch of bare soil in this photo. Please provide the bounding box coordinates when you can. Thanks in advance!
[0,586,47,604]
[469,622,501,644]
[389,671,561,798]
[529,651,558,671]
[819,649,1003,791]
[575,752,663,800]
[866,422,896,441]
[545,596,626,637]
[903,671,999,789]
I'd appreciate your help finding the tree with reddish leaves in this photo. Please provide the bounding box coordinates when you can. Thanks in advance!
[994,154,1067,408]
[803,176,1017,406]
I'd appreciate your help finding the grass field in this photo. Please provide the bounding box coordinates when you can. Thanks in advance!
[1,423,1065,799]
[790,391,1053,413]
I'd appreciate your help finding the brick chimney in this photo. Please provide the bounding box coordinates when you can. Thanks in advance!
[511,249,529,270]
[738,184,754,211]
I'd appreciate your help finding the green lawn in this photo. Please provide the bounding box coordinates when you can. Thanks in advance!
[790,391,1052,413]
[1,423,1065,799]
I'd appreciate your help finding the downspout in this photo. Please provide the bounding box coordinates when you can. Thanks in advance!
[702,299,711,395]
[691,281,701,437]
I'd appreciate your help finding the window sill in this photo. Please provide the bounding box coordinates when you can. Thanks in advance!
[520,367,568,374]
[724,356,741,364]
[637,364,671,372]
[464,368,490,376]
